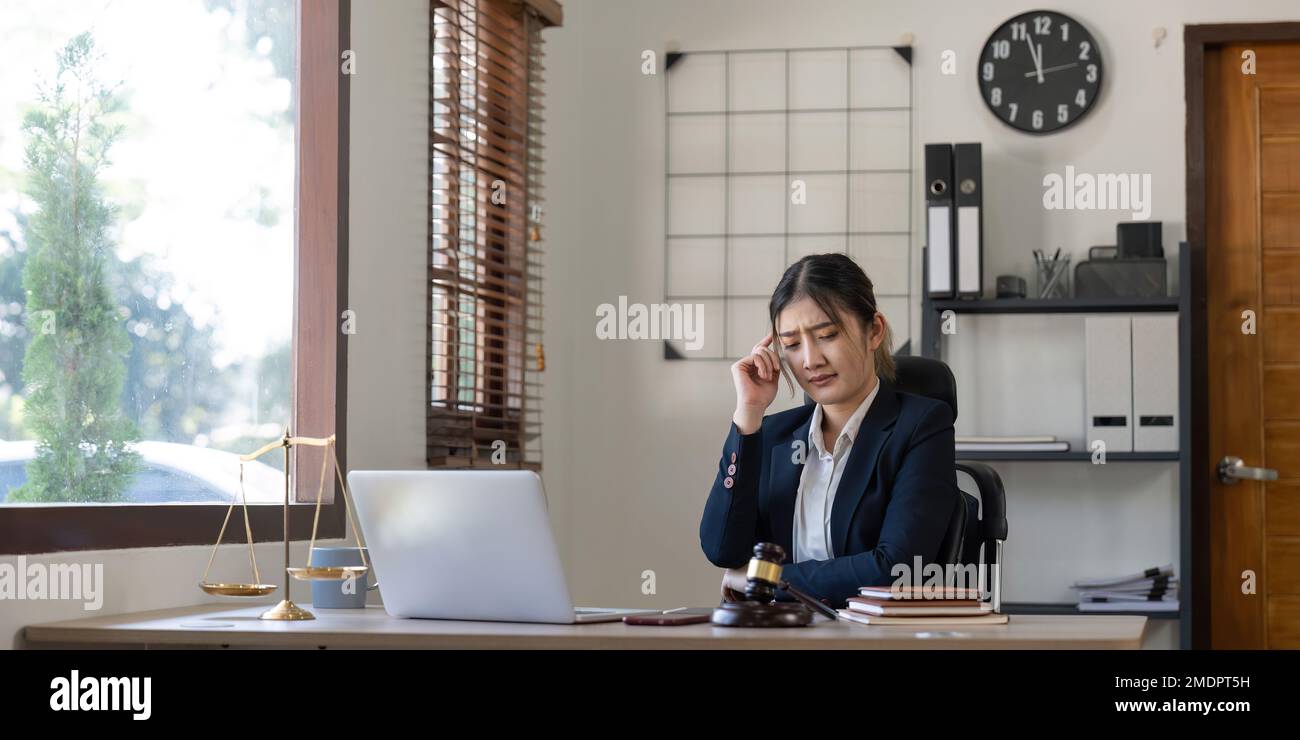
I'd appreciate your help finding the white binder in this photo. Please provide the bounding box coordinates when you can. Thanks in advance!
[1085,316,1133,453]
[1131,315,1179,452]
[956,206,980,295]
[924,143,955,297]
[954,142,983,297]
[927,206,952,295]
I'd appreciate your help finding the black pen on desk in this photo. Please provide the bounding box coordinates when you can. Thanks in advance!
[1052,247,1061,262]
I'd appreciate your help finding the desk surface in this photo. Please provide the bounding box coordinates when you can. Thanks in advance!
[24,603,1147,649]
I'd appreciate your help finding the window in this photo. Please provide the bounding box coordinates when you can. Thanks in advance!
[429,0,557,469]
[0,0,348,553]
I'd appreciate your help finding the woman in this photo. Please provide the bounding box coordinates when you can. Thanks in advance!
[699,253,959,608]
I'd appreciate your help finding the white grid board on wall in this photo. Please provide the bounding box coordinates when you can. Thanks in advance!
[663,45,914,360]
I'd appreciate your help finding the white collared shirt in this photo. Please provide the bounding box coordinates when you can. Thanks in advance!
[793,376,881,563]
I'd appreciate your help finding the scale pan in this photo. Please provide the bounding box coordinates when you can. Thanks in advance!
[199,583,278,597]
[286,565,368,581]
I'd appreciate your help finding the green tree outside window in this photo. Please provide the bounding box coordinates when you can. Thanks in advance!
[10,33,141,502]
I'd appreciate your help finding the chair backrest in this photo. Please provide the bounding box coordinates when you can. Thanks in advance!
[894,353,977,561]
[893,355,1009,607]
[892,355,958,421]
[890,356,979,567]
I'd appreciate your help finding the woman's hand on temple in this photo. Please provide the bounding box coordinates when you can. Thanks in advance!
[731,333,781,434]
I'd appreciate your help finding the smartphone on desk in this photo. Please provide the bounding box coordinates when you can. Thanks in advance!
[624,608,714,626]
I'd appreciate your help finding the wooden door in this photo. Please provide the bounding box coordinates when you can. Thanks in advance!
[1205,41,1300,648]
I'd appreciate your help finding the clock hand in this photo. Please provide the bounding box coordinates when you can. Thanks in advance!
[1024,34,1044,83]
[1023,62,1080,77]
[1024,34,1045,82]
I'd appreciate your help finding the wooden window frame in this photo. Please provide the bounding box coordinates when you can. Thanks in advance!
[0,0,351,555]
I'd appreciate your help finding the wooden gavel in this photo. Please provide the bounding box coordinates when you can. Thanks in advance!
[711,542,829,627]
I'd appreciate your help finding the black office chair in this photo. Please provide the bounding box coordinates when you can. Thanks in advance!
[891,355,1008,611]
[804,355,1009,610]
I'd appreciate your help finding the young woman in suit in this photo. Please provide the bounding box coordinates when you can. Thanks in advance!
[700,253,959,608]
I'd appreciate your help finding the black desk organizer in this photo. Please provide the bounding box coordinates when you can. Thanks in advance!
[1075,245,1167,299]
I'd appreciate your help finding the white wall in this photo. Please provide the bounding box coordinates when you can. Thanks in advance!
[345,0,430,475]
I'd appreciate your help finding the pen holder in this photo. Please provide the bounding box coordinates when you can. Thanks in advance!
[1036,256,1071,299]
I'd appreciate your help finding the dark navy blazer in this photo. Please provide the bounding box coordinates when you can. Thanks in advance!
[699,380,959,608]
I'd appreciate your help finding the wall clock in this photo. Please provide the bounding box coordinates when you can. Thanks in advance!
[977,10,1103,134]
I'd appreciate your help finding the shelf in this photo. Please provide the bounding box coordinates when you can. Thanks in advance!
[1001,601,1181,619]
[929,296,1180,314]
[957,451,1179,462]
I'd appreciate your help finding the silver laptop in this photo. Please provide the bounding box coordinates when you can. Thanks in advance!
[347,470,660,624]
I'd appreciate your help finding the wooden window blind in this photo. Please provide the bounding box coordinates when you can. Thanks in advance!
[429,0,553,469]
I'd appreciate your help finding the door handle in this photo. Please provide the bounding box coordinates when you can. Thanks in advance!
[1217,456,1279,485]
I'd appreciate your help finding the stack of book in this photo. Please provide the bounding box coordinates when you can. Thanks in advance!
[955,435,1070,453]
[837,586,1008,625]
[1072,564,1179,613]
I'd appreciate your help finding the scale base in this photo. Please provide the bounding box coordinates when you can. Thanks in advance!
[260,599,315,621]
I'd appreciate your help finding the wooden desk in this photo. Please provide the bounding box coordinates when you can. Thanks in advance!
[23,603,1147,649]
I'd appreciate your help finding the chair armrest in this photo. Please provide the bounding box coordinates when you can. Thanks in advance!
[955,461,1008,542]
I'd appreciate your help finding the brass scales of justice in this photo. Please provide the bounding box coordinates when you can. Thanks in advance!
[198,429,372,620]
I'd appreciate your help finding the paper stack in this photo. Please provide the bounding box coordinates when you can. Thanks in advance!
[1072,564,1179,613]
[955,435,1070,453]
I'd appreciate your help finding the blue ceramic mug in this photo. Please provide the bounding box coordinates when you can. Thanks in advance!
[310,547,379,608]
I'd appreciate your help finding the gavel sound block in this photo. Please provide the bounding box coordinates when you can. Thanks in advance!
[711,542,814,628]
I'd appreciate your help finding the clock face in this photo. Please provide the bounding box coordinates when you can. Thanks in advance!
[977,10,1103,134]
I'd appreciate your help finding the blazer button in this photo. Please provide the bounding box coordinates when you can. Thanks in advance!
[727,464,736,475]
[730,452,737,463]
[723,476,734,489]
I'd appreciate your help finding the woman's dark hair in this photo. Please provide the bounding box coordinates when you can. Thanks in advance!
[768,253,895,386]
